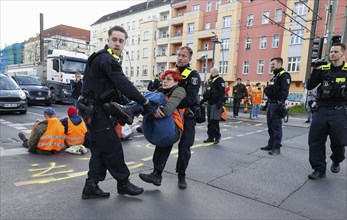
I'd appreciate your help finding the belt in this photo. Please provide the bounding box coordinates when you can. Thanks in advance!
[268,100,280,104]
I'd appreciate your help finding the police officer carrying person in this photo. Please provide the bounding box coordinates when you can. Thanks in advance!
[261,57,291,155]
[138,46,201,189]
[200,67,225,144]
[307,42,347,180]
[80,25,153,199]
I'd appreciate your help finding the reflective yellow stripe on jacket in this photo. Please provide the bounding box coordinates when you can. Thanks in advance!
[37,118,65,152]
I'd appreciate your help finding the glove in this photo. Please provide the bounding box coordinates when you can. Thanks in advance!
[143,100,155,115]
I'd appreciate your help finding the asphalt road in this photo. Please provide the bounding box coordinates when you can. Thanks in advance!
[0,105,346,219]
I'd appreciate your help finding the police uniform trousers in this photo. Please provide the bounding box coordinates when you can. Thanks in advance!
[152,117,196,175]
[87,105,130,183]
[207,104,221,139]
[309,105,347,172]
[267,103,283,149]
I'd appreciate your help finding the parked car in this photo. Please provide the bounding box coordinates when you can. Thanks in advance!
[11,75,52,106]
[0,74,27,114]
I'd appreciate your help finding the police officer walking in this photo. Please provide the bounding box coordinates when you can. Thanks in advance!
[261,57,291,155]
[80,26,152,199]
[307,42,347,180]
[200,67,225,144]
[138,46,201,189]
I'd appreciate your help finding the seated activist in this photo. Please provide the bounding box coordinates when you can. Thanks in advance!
[18,107,65,155]
[60,106,88,147]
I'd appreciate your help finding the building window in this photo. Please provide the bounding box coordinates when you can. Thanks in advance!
[216,0,221,10]
[125,67,129,76]
[178,10,183,16]
[177,29,181,36]
[245,38,251,50]
[262,11,270,24]
[215,20,218,28]
[130,67,134,76]
[161,48,166,56]
[143,48,149,58]
[274,8,282,22]
[142,65,148,76]
[219,61,228,73]
[206,1,212,12]
[136,66,139,76]
[222,16,232,28]
[247,14,254,27]
[260,36,267,49]
[243,61,249,74]
[131,36,135,45]
[188,23,195,34]
[287,57,301,72]
[132,21,136,30]
[204,43,209,50]
[293,2,306,16]
[272,34,280,48]
[131,51,135,60]
[192,4,200,11]
[137,50,139,60]
[205,22,210,29]
[290,29,304,45]
[126,22,130,31]
[186,43,193,49]
[143,31,149,41]
[221,38,230,50]
[257,60,265,74]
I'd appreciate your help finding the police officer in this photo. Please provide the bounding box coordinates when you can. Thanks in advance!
[138,46,201,189]
[200,67,225,144]
[261,57,291,155]
[307,42,347,180]
[80,26,153,199]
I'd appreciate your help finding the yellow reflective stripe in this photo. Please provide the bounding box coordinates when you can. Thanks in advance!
[107,48,120,62]
[269,82,275,85]
[37,142,65,147]
[336,78,346,83]
[321,64,331,70]
[342,63,347,70]
[279,70,286,76]
[40,136,65,140]
[211,76,220,82]
[65,136,84,140]
[181,68,192,79]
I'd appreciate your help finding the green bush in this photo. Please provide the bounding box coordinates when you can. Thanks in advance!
[288,104,307,114]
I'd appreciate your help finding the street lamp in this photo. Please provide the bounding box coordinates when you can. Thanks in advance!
[200,54,208,92]
[211,32,222,68]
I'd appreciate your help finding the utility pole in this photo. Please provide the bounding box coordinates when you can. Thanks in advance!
[325,0,338,58]
[342,5,347,43]
[211,32,222,68]
[39,13,44,63]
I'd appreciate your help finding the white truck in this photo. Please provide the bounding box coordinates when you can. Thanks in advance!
[5,49,88,103]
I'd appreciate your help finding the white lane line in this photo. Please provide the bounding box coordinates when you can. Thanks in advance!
[13,126,27,130]
[0,148,27,157]
[27,112,42,117]
[22,129,32,133]
[1,121,11,124]
[222,137,233,140]
[21,122,35,126]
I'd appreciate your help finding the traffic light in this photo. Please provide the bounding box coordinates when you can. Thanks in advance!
[331,35,341,45]
[311,38,324,60]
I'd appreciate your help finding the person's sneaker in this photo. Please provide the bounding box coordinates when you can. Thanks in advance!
[82,179,110,199]
[305,120,311,123]
[139,171,162,186]
[308,170,326,179]
[260,146,272,151]
[203,138,214,143]
[268,148,280,155]
[117,180,144,196]
[214,136,221,144]
[178,175,187,189]
[18,132,28,142]
[330,161,340,173]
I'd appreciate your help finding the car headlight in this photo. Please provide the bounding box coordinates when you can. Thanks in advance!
[19,90,27,100]
[23,89,30,96]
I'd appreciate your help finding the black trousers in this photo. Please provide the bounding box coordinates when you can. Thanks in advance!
[233,98,242,116]
[266,103,283,149]
[309,106,347,172]
[87,105,130,183]
[207,104,221,139]
[152,117,196,175]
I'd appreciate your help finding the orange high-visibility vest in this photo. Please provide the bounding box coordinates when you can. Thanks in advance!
[165,95,185,131]
[115,123,123,139]
[221,106,227,121]
[252,89,263,105]
[37,118,65,152]
[65,118,87,147]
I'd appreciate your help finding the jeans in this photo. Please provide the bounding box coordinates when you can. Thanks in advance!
[252,104,260,118]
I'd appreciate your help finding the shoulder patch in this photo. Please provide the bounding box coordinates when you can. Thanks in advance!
[191,77,199,85]
[286,79,290,84]
[221,82,225,87]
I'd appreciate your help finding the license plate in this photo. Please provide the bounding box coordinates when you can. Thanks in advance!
[4,103,18,107]
[36,97,45,100]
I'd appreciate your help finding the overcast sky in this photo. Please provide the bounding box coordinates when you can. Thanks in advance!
[0,0,141,49]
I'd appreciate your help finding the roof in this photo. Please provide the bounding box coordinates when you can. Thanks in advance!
[91,0,171,26]
[42,24,90,41]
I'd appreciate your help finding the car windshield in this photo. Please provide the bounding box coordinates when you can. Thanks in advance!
[17,76,42,86]
[0,76,20,90]
[61,60,86,74]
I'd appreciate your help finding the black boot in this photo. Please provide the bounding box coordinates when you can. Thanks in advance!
[103,102,144,125]
[82,179,110,199]
[178,174,187,189]
[117,179,144,196]
[139,171,162,186]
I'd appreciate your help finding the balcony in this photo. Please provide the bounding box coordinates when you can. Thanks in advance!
[157,35,169,45]
[168,55,177,63]
[157,19,169,28]
[198,30,215,39]
[196,50,213,60]
[171,15,184,25]
[170,36,183,44]
[155,55,168,63]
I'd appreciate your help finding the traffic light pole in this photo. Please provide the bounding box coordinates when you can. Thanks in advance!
[325,0,338,58]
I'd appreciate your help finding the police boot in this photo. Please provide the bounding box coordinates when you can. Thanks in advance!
[103,102,144,125]
[82,179,110,199]
[117,179,144,196]
[178,174,187,189]
[139,171,162,186]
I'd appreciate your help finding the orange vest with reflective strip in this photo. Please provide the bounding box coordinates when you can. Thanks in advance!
[37,118,65,152]
[252,89,263,104]
[115,123,123,139]
[65,118,87,147]
[165,95,184,131]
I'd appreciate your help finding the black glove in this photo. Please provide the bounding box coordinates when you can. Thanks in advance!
[143,100,155,115]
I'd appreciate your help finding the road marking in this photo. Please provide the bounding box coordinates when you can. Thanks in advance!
[142,156,153,161]
[27,112,42,117]
[0,148,27,157]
